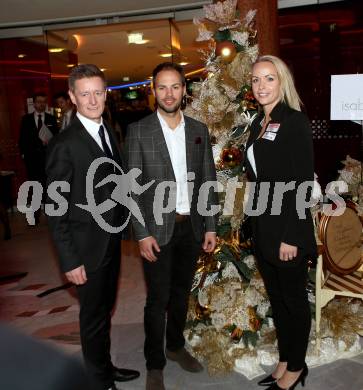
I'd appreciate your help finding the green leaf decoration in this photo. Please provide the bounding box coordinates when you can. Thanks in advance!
[214,29,232,42]
[242,330,258,347]
[233,41,246,53]
[232,258,253,281]
[216,222,232,237]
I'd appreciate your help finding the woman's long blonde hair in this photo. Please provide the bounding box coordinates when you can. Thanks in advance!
[253,55,303,111]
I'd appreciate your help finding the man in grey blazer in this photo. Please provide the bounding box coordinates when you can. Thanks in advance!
[125,62,218,390]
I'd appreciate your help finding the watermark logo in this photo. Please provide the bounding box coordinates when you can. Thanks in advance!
[17,157,348,233]
[76,157,151,233]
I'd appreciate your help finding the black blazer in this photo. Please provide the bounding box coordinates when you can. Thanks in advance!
[46,116,125,273]
[125,112,218,246]
[245,102,317,265]
[19,112,58,162]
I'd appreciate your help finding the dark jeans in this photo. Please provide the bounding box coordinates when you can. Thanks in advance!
[143,218,201,370]
[76,237,121,390]
[255,249,311,372]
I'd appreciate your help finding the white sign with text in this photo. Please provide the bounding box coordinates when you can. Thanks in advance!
[331,74,363,120]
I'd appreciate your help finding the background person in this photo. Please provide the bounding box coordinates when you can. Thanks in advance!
[19,92,58,224]
[46,64,139,390]
[245,55,317,390]
[125,62,218,390]
[54,91,76,132]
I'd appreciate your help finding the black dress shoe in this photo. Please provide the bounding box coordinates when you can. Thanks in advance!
[266,364,308,390]
[112,366,140,382]
[258,373,278,386]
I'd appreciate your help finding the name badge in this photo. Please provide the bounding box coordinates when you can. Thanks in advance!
[262,132,277,141]
[266,123,280,133]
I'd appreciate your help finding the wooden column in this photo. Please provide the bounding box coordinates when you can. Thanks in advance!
[237,0,279,56]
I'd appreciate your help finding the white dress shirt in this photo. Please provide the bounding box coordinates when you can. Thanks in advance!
[76,112,112,153]
[157,111,190,214]
[247,144,257,177]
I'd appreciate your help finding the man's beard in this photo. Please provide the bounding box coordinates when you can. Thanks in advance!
[156,98,182,114]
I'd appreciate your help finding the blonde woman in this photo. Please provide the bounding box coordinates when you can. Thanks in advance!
[245,55,317,389]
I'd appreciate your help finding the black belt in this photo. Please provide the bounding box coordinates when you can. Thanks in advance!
[175,213,190,223]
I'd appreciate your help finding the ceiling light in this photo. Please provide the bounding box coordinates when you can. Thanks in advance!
[135,39,149,45]
[108,80,152,90]
[66,64,76,68]
[48,48,65,53]
[128,32,145,44]
[73,34,82,46]
[179,62,189,66]
[160,53,172,58]
[18,54,26,58]
[100,68,107,72]
[185,68,205,77]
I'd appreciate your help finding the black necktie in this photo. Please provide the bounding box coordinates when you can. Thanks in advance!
[98,125,113,159]
[37,114,42,131]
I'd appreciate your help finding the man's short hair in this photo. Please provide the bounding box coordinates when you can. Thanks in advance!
[54,91,71,101]
[68,64,106,91]
[32,92,47,102]
[152,62,186,86]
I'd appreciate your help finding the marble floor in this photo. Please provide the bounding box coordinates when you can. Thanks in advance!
[1,212,362,390]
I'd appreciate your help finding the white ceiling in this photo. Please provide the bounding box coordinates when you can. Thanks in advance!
[0,0,210,28]
[0,0,343,28]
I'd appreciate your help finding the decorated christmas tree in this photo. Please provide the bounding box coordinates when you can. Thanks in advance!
[184,0,273,376]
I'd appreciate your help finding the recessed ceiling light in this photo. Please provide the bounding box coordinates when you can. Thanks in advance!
[18,54,26,58]
[179,62,189,66]
[66,64,76,68]
[135,39,150,45]
[160,53,172,58]
[100,68,107,72]
[128,32,146,44]
[49,48,65,53]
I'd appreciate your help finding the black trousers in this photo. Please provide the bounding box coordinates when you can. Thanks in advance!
[143,218,201,370]
[255,249,311,372]
[76,237,121,390]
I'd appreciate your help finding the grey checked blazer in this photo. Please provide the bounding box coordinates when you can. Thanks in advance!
[125,112,218,246]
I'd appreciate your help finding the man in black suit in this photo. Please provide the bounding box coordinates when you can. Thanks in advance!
[46,64,139,390]
[19,92,58,223]
[125,62,218,390]
[54,91,77,132]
